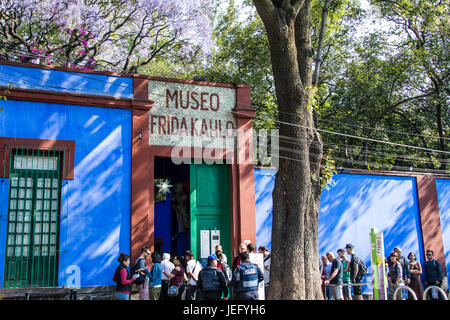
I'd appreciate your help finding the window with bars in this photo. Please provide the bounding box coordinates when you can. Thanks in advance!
[4,149,62,288]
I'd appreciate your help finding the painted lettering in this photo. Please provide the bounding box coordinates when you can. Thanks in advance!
[171,116,179,135]
[166,89,178,108]
[201,119,209,137]
[180,117,188,136]
[190,91,199,109]
[150,115,158,134]
[200,92,209,111]
[226,120,235,138]
[179,90,189,109]
[210,93,219,111]
[158,116,167,134]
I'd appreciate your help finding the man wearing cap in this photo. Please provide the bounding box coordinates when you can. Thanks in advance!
[232,251,264,300]
[197,254,229,300]
[345,244,363,300]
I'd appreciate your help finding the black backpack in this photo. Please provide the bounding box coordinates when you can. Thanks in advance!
[358,259,368,276]
[132,258,146,285]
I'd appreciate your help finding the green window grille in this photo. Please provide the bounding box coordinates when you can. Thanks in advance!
[4,147,63,288]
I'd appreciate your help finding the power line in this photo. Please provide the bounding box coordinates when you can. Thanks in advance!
[272,133,450,165]
[1,53,449,158]
[1,71,448,174]
[316,116,450,141]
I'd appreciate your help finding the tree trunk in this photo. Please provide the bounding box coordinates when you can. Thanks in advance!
[254,0,323,300]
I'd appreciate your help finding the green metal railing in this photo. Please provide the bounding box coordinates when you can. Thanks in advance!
[3,145,66,288]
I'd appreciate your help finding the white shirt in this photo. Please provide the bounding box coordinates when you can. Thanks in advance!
[186,259,202,286]
[220,253,228,265]
[161,259,175,281]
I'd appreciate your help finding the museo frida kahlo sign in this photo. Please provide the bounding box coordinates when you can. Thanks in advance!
[148,80,237,149]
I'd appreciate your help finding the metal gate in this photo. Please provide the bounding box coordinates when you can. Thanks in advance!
[3,146,65,288]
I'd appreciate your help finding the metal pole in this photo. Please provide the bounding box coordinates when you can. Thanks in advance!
[393,285,417,300]
[423,285,448,300]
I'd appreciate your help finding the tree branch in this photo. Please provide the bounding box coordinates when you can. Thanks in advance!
[253,0,276,27]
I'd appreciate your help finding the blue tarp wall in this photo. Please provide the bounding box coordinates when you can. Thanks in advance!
[253,168,448,293]
[436,179,450,278]
[0,64,133,288]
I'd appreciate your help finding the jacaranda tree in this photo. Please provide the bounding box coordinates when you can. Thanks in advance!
[0,0,214,72]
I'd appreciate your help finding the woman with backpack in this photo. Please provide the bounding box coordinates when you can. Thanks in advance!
[163,255,188,300]
[113,253,142,300]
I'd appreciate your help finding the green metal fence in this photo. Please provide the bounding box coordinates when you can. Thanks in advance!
[3,145,66,288]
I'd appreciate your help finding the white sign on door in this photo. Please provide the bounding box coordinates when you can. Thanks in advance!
[200,230,210,259]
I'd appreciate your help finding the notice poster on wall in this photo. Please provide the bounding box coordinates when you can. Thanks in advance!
[200,230,210,259]
[210,230,221,254]
[249,253,265,300]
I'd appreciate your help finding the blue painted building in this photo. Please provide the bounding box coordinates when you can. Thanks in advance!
[0,63,133,288]
[0,60,258,294]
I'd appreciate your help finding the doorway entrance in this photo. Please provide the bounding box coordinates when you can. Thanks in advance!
[153,157,231,264]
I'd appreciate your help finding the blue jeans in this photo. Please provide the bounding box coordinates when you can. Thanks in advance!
[115,292,130,300]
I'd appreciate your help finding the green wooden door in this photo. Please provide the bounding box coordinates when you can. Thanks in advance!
[4,150,61,288]
[190,163,231,264]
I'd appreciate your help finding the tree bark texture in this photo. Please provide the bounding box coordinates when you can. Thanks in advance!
[253,0,324,300]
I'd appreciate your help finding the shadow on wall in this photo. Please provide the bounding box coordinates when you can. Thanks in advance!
[255,168,276,251]
[254,170,425,293]
[318,174,422,262]
[59,113,132,287]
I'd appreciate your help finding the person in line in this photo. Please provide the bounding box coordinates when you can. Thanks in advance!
[321,255,332,300]
[185,250,202,300]
[231,243,248,299]
[258,246,271,298]
[160,252,175,300]
[407,252,423,300]
[424,250,444,300]
[197,254,229,300]
[345,244,363,300]
[134,246,151,300]
[387,252,404,300]
[319,256,323,290]
[337,248,352,300]
[247,243,255,254]
[113,253,141,300]
[163,255,188,300]
[324,252,343,300]
[232,243,247,272]
[393,247,410,286]
[215,244,228,265]
[232,251,264,300]
[216,251,225,271]
[141,252,162,300]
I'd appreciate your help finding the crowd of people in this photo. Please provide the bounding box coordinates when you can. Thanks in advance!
[320,244,445,300]
[113,242,445,301]
[112,243,271,301]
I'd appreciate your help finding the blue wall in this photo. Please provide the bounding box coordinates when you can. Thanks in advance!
[254,169,428,289]
[436,179,450,278]
[0,64,133,98]
[318,174,424,270]
[254,168,276,251]
[0,98,132,287]
[0,179,9,287]
[154,194,172,254]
